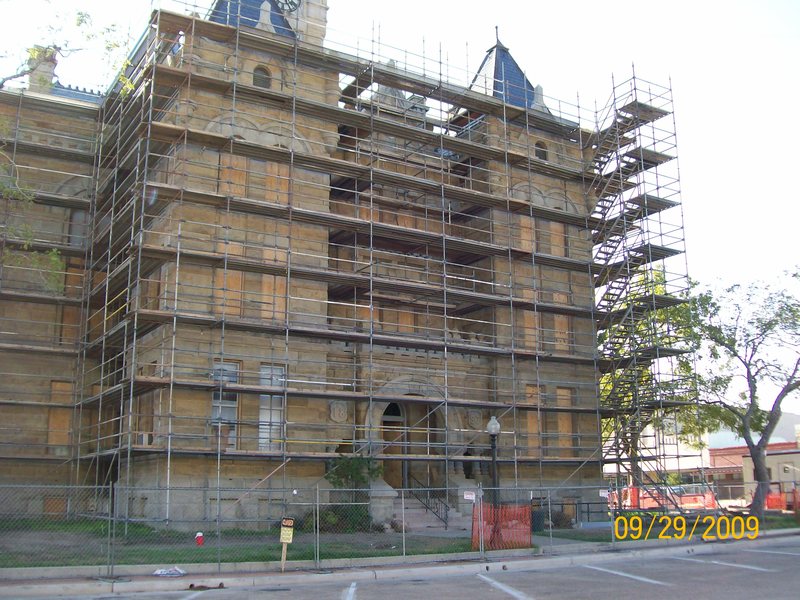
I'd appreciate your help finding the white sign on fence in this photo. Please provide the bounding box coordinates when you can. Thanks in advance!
[464,490,476,501]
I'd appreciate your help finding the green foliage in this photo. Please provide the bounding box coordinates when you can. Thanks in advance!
[1,161,66,294]
[317,505,372,533]
[324,454,383,491]
[599,267,696,474]
[682,273,800,444]
[675,272,800,517]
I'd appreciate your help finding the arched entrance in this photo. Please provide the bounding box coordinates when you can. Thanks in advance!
[381,403,405,489]
[364,377,468,491]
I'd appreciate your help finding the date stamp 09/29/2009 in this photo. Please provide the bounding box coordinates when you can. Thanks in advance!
[613,514,759,542]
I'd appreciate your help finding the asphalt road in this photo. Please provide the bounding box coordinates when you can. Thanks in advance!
[9,536,800,600]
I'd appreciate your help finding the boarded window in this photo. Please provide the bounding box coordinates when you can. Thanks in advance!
[521,309,539,351]
[518,214,534,252]
[220,153,247,197]
[556,387,575,457]
[266,161,289,204]
[553,293,571,353]
[214,269,243,317]
[524,384,542,456]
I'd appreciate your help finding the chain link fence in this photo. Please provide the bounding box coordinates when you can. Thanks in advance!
[0,484,617,573]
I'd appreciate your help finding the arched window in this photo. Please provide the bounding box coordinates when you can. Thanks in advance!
[253,66,271,89]
[534,141,548,161]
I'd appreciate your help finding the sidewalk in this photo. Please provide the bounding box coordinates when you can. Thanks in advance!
[1,528,797,598]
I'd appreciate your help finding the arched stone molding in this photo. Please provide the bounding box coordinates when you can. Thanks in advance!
[510,182,582,215]
[510,182,545,206]
[204,114,312,154]
[542,187,581,215]
[54,174,92,199]
[259,124,312,154]
[205,112,263,143]
[361,376,466,456]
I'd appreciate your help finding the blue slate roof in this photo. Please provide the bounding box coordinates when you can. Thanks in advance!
[470,39,537,109]
[51,82,102,104]
[209,0,295,39]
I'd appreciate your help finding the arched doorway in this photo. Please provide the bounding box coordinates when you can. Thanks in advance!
[364,378,468,491]
[381,402,406,489]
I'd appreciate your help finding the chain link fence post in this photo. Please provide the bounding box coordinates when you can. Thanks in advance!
[401,488,406,556]
[478,483,484,558]
[315,485,320,568]
[546,491,554,554]
[105,483,114,579]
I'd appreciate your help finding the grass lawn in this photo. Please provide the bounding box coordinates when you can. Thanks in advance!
[544,528,614,543]
[0,518,475,568]
[762,512,800,530]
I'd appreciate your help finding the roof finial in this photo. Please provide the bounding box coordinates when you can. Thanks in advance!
[495,26,499,43]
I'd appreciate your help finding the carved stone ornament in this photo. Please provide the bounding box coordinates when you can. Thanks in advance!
[467,409,482,430]
[330,400,348,423]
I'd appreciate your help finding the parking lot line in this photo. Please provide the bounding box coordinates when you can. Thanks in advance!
[341,581,357,600]
[477,573,534,600]
[744,549,800,557]
[672,557,776,572]
[583,565,670,586]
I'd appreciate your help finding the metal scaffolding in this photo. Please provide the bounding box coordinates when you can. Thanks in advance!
[0,0,702,522]
[588,74,700,507]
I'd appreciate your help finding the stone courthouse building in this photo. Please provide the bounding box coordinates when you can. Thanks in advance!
[0,0,690,524]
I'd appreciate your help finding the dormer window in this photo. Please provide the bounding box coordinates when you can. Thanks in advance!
[253,66,271,89]
[535,142,548,161]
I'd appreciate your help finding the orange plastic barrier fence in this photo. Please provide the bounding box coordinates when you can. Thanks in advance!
[765,492,786,510]
[471,504,532,551]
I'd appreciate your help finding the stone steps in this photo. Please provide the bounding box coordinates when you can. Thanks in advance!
[390,497,473,532]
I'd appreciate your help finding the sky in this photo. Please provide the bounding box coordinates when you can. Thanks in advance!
[2,0,796,285]
[1,0,799,418]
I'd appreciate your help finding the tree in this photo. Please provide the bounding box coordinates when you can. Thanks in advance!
[324,454,383,501]
[599,267,695,492]
[1,10,129,291]
[0,9,127,91]
[685,272,800,518]
[0,45,61,91]
[0,145,65,293]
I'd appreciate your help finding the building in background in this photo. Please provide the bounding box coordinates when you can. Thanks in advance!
[0,0,692,526]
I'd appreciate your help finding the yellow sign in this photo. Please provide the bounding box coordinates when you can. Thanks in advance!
[280,516,294,544]
[280,526,294,544]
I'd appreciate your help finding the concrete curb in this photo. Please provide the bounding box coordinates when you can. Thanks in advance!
[1,529,797,597]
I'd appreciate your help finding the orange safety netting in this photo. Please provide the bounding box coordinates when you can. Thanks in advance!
[765,492,787,510]
[471,504,532,550]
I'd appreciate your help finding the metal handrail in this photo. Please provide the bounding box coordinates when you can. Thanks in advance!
[407,475,449,529]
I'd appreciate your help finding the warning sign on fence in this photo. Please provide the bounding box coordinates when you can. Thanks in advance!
[280,517,295,544]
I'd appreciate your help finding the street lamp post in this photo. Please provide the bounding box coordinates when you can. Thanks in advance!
[486,416,501,505]
[486,416,501,550]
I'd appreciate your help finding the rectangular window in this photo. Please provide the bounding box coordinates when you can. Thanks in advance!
[212,361,239,449]
[556,387,575,457]
[525,384,542,456]
[68,209,88,247]
[213,269,244,317]
[259,365,285,451]
[518,215,534,253]
[266,161,289,204]
[543,412,559,456]
[261,274,287,321]
[553,293,572,353]
[220,153,247,197]
[521,310,539,350]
